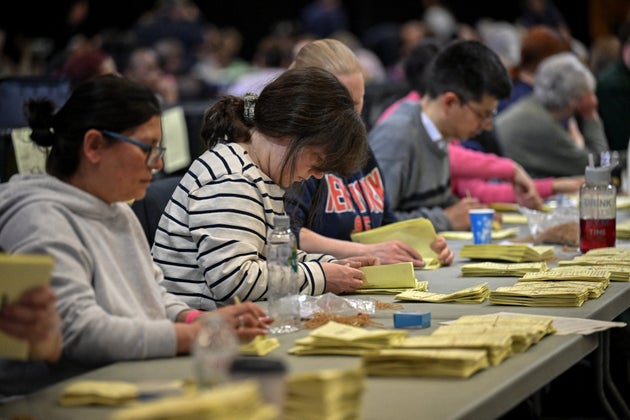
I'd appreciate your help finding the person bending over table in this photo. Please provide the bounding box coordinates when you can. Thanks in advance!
[284,38,454,267]
[152,67,377,311]
[0,74,271,396]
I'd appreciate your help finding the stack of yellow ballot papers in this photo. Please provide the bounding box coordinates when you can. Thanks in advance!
[459,244,555,262]
[284,367,365,420]
[460,262,548,277]
[557,248,630,281]
[361,348,489,379]
[516,280,607,299]
[0,253,55,360]
[394,283,490,304]
[489,283,591,307]
[437,314,556,352]
[356,262,426,294]
[617,195,630,210]
[396,334,513,366]
[557,261,630,281]
[519,267,611,285]
[110,381,276,420]
[288,321,408,356]
[582,247,630,257]
[350,218,441,269]
[440,226,520,241]
[617,219,630,239]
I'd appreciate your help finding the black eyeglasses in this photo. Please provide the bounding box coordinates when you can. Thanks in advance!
[462,102,498,124]
[100,130,166,167]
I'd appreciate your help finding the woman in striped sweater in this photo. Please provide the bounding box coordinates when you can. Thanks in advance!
[152,67,376,310]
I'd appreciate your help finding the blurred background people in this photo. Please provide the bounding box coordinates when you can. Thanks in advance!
[496,52,609,178]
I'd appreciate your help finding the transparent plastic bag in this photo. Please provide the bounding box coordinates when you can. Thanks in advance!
[520,206,579,246]
[299,293,376,319]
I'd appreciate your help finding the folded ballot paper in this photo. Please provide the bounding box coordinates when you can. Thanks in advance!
[394,283,490,304]
[459,244,555,262]
[59,380,142,407]
[460,262,548,277]
[238,335,280,356]
[284,367,365,420]
[356,262,424,294]
[350,218,441,269]
[0,253,55,360]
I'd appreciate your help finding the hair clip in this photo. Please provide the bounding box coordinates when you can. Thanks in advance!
[243,92,258,123]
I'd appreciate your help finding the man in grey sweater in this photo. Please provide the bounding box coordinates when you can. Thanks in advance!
[369,40,513,232]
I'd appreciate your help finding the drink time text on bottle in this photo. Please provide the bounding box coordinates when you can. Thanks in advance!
[579,164,616,254]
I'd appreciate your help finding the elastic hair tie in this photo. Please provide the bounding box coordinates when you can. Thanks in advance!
[243,92,258,123]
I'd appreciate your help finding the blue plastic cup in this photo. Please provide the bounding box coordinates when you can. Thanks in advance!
[469,209,495,244]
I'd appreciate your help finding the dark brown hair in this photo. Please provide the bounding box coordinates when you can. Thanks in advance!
[201,66,368,182]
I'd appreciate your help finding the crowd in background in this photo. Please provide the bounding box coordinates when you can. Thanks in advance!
[1,1,628,150]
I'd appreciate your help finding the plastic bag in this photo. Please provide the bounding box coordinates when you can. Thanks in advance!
[299,293,376,319]
[520,206,579,246]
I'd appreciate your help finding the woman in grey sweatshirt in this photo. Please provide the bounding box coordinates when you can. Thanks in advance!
[0,74,270,396]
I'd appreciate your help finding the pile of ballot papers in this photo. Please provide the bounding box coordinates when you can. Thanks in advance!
[284,367,366,420]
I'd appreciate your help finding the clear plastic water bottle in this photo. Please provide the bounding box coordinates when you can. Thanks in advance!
[266,214,300,334]
[579,163,616,254]
[193,313,238,389]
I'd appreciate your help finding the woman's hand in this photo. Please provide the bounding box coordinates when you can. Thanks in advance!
[512,163,543,210]
[322,262,366,294]
[359,241,425,267]
[430,235,454,266]
[552,176,585,194]
[444,197,483,230]
[0,285,63,362]
[213,302,272,341]
[334,255,379,268]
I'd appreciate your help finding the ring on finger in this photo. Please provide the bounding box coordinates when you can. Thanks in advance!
[238,316,245,329]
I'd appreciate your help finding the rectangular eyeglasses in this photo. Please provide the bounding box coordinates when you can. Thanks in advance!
[100,130,166,167]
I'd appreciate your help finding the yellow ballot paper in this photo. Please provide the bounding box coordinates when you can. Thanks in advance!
[59,380,140,407]
[440,227,520,241]
[359,262,416,289]
[0,253,55,360]
[351,218,440,269]
[239,335,280,356]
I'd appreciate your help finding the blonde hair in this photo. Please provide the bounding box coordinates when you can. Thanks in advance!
[290,38,364,78]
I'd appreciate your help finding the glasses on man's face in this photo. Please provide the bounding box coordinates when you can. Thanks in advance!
[463,102,498,124]
[100,130,166,167]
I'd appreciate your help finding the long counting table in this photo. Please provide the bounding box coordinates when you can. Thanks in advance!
[1,238,630,420]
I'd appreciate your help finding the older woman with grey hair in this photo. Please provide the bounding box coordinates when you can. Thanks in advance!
[495,52,609,178]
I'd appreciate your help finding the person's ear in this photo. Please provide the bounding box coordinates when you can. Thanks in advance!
[82,129,108,164]
[443,91,460,108]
